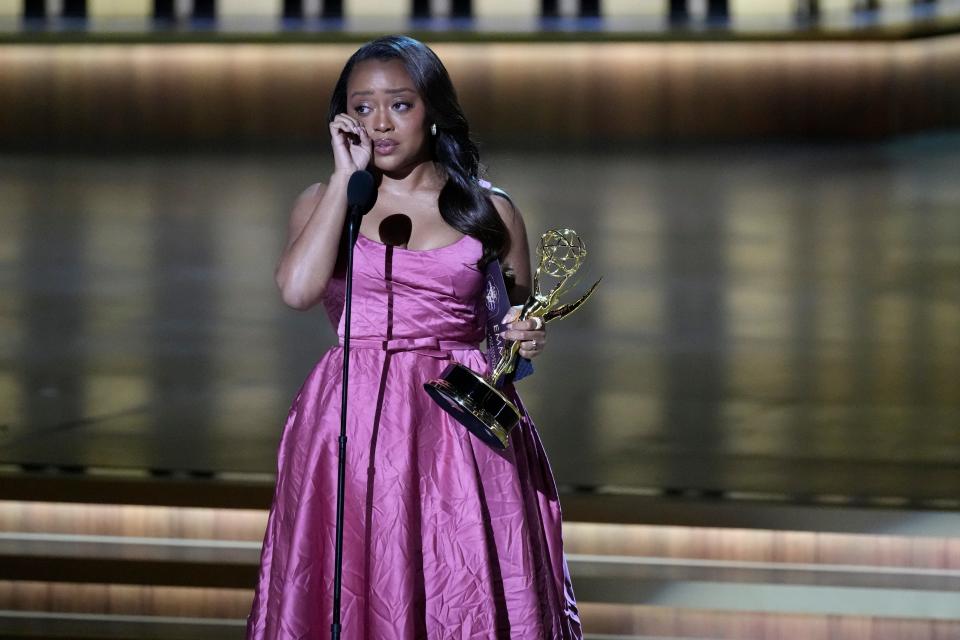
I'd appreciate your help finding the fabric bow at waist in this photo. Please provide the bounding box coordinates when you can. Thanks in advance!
[341,336,480,359]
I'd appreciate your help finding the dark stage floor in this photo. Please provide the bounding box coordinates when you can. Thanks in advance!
[1,136,958,504]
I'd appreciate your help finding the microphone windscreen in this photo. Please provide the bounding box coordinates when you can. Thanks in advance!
[347,170,376,213]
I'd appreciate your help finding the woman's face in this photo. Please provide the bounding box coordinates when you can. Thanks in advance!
[346,58,430,174]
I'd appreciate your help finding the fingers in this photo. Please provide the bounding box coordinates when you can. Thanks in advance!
[499,316,546,359]
[329,122,355,144]
[501,327,546,343]
[501,318,546,340]
[350,120,372,164]
[340,114,369,143]
[330,113,372,171]
[332,113,361,130]
[517,337,544,359]
[499,304,522,326]
[354,119,370,145]
[328,120,355,155]
[330,114,369,144]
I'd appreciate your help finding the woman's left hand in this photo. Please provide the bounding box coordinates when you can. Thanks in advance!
[500,307,547,360]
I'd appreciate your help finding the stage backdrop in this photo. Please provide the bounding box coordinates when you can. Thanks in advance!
[1,38,960,149]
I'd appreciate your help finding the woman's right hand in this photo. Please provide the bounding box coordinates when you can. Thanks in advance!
[329,113,372,175]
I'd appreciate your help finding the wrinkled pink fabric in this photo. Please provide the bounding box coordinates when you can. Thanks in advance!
[247,233,582,639]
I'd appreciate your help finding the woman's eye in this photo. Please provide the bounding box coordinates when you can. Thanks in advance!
[392,102,412,111]
[354,105,371,115]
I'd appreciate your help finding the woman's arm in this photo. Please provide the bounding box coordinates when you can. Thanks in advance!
[274,174,350,309]
[491,194,546,359]
[275,113,373,310]
[490,193,531,305]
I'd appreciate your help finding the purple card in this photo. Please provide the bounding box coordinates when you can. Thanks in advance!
[482,259,533,385]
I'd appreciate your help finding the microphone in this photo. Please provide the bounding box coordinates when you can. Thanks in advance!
[332,168,376,639]
[345,170,376,246]
[347,170,376,220]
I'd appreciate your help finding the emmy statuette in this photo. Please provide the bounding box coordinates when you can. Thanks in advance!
[424,228,600,449]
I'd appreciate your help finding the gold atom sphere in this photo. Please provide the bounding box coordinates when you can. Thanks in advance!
[538,228,587,278]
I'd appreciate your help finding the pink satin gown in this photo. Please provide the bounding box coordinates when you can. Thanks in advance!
[246,232,582,639]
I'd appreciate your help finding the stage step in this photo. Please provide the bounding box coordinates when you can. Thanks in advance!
[0,610,244,640]
[1,472,958,638]
[1,603,959,640]
[2,531,960,618]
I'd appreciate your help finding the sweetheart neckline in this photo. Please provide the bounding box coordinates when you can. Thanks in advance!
[357,232,476,254]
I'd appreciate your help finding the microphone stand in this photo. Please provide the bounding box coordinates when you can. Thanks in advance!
[331,170,374,640]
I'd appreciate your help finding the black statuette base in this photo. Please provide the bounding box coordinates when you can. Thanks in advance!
[424,363,520,450]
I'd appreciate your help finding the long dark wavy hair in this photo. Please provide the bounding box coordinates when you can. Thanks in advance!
[328,35,509,268]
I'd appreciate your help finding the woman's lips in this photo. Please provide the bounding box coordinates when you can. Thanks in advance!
[374,139,398,155]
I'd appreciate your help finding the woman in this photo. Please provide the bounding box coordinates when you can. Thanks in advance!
[247,35,582,639]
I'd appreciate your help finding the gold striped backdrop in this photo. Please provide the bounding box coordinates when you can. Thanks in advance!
[0,39,959,146]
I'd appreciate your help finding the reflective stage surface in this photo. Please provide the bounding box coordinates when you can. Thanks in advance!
[1,137,958,503]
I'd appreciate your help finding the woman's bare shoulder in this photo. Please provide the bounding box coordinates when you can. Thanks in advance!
[299,181,327,202]
[284,182,327,242]
[291,181,326,215]
[485,185,532,301]
[487,188,527,242]
[487,187,521,222]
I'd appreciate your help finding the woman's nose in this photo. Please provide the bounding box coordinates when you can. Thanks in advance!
[373,112,393,132]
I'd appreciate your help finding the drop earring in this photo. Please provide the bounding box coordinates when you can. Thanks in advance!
[430,123,437,136]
